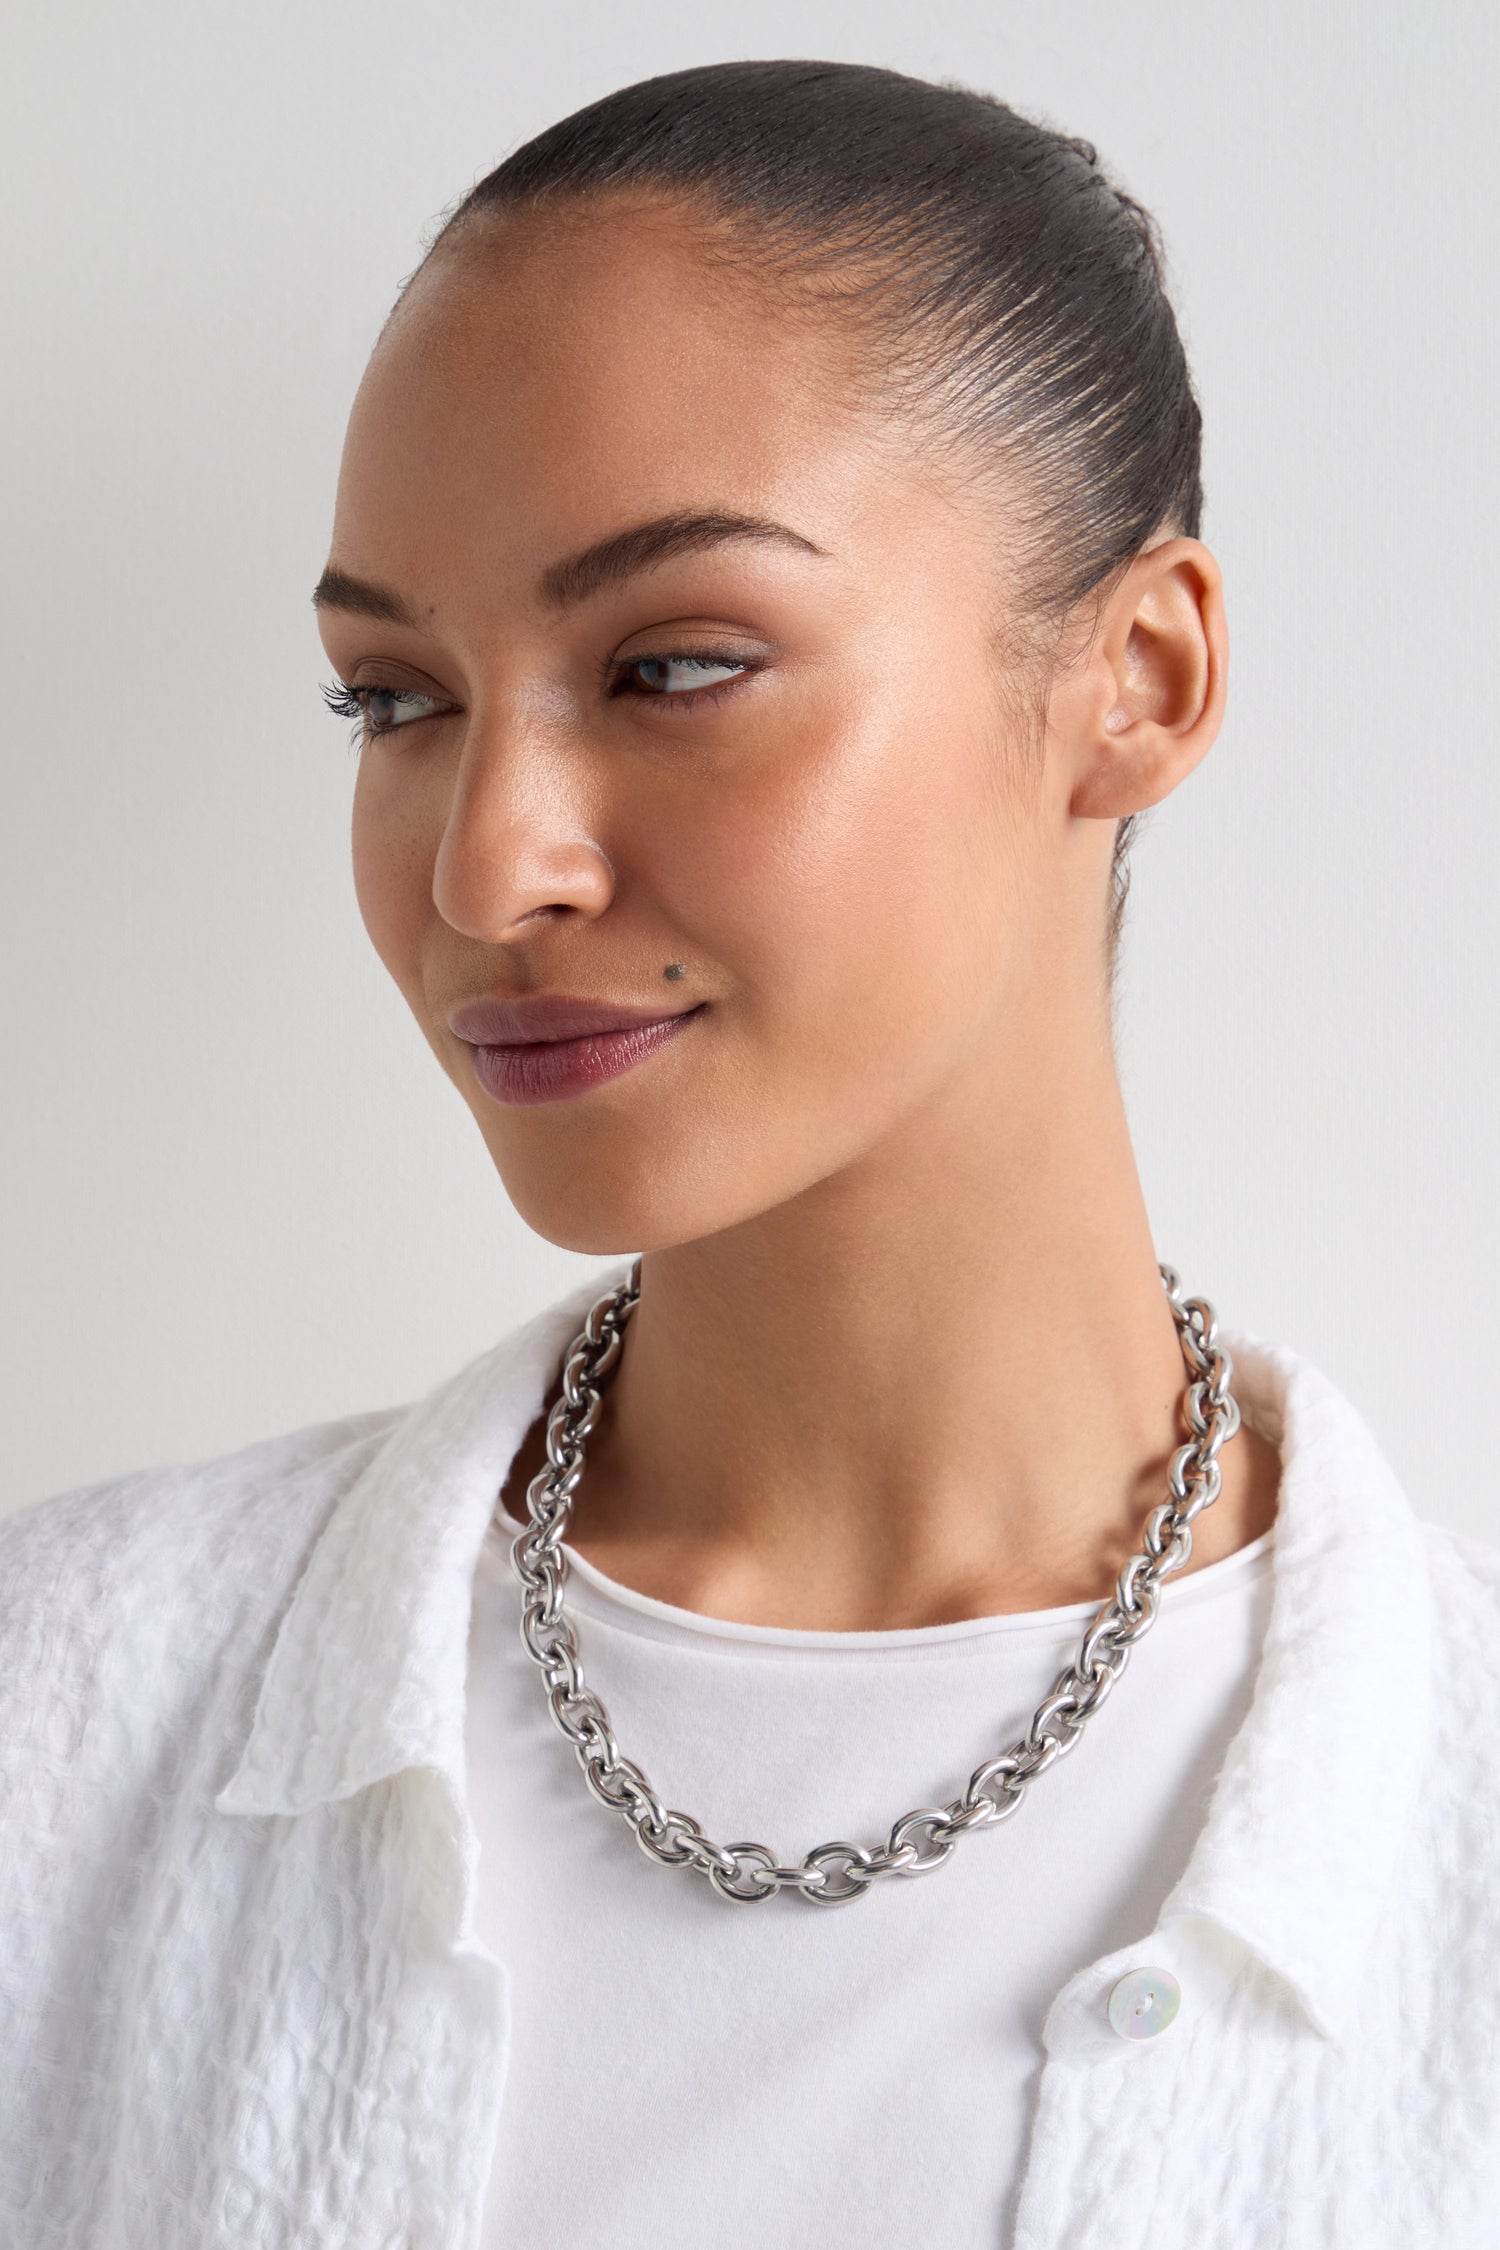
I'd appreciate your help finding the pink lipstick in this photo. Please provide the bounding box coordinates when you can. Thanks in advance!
[446,992,705,1107]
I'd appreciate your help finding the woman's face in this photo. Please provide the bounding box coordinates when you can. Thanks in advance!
[320,201,1114,1252]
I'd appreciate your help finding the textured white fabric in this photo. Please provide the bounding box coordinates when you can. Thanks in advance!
[2,1257,1499,2248]
[467,1502,1276,2249]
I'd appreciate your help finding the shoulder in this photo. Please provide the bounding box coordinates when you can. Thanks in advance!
[1,1398,407,1587]
[0,1401,409,1745]
[0,1264,619,1720]
[1420,1518,1500,1716]
[1408,1520,1500,1891]
[1423,1514,1500,1589]
[1421,1516,1500,1642]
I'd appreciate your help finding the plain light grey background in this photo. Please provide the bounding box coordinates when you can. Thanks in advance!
[3,1,1495,1533]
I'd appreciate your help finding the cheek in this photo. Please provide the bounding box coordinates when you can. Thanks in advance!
[349,756,431,1007]
[657,675,1021,1082]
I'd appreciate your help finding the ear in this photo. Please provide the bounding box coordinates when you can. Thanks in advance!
[1059,537,1228,821]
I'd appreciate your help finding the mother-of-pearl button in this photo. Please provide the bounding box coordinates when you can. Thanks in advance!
[1107,1966,1182,2041]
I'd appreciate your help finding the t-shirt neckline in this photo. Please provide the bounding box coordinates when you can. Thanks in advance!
[484,1502,1277,1655]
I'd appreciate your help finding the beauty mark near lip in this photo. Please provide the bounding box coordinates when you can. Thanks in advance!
[445,991,705,1106]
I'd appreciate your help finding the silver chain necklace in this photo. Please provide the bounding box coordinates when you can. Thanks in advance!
[507,1260,1243,1906]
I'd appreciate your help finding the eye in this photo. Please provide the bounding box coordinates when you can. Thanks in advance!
[362,685,444,733]
[321,679,450,739]
[613,654,751,699]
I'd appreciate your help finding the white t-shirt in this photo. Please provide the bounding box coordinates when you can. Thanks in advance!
[466,1483,1276,2248]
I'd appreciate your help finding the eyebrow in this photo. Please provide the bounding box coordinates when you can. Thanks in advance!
[311,566,422,629]
[541,511,826,608]
[311,511,826,631]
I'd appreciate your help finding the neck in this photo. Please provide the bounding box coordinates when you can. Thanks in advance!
[510,994,1280,1630]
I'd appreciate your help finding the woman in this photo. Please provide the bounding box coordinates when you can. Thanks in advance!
[3,57,1496,2250]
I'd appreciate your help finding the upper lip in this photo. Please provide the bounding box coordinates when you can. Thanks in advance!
[445,992,700,1045]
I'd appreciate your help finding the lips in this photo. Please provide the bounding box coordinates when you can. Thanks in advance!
[445,991,704,1105]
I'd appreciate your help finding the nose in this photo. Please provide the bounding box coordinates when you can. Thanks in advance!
[431,706,614,943]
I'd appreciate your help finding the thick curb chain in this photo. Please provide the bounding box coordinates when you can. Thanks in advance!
[508,1261,1243,1906]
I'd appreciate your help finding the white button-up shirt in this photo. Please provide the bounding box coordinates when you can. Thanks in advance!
[3,1260,1499,2247]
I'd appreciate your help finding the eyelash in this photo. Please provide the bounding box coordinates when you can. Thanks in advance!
[603,652,756,712]
[323,682,361,718]
[322,652,757,744]
[320,679,385,749]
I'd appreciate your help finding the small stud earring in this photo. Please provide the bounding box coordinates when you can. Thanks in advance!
[663,962,687,981]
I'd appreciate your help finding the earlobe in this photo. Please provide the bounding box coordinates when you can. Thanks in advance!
[1066,537,1228,821]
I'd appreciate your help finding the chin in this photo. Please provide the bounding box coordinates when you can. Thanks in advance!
[485,1122,807,1259]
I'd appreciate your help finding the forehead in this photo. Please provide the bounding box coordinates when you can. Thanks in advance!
[333,202,921,592]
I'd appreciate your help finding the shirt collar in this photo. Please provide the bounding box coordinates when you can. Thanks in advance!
[218,1277,1434,2049]
[1158,1325,1434,2044]
[217,1260,634,1820]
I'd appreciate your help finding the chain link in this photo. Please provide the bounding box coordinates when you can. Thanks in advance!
[508,1260,1243,1907]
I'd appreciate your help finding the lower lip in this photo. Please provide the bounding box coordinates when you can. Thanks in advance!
[468,1009,703,1106]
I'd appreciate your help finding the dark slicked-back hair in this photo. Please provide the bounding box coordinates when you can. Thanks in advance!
[431,60,1204,976]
